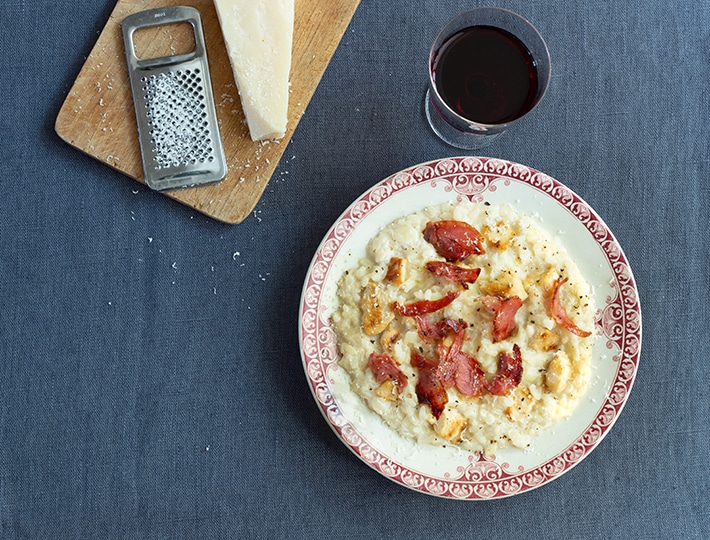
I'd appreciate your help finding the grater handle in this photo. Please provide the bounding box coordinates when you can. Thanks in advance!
[122,6,206,71]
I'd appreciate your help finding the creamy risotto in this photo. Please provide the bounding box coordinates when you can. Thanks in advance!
[331,201,595,455]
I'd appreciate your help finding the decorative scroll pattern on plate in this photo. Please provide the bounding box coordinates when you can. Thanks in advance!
[300,157,642,499]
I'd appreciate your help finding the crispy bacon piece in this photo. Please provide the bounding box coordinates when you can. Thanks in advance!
[415,315,447,343]
[415,315,463,343]
[436,325,487,398]
[426,261,481,289]
[550,278,592,338]
[411,352,448,419]
[413,319,486,400]
[423,220,485,262]
[480,295,523,342]
[434,319,468,386]
[485,344,523,396]
[453,352,487,397]
[367,352,408,391]
[391,291,460,317]
[411,351,437,370]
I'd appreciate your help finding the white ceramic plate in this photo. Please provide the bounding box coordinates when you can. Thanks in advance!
[299,157,642,499]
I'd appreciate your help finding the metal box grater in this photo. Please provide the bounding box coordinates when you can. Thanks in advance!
[122,6,226,191]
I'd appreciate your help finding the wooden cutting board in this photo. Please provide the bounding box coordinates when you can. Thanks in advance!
[55,0,360,224]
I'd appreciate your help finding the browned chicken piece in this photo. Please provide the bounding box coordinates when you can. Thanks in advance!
[545,351,572,393]
[530,327,561,352]
[505,385,535,422]
[361,280,394,336]
[479,270,528,301]
[434,408,468,443]
[375,379,401,402]
[379,324,400,351]
[482,221,516,250]
[384,257,407,285]
[539,267,559,291]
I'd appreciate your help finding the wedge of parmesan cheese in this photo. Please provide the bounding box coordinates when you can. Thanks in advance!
[213,0,294,141]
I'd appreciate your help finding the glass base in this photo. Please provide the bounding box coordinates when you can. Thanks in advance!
[424,89,504,150]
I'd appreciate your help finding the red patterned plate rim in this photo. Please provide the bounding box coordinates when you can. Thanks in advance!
[298,156,642,500]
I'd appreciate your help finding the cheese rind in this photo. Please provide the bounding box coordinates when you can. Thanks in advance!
[213,0,294,141]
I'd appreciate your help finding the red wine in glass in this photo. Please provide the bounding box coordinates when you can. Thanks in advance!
[433,26,539,125]
[424,8,550,150]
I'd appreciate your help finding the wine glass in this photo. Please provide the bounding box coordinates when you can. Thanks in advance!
[425,7,551,150]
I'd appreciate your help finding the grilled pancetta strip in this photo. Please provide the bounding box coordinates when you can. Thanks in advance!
[485,344,523,396]
[423,220,485,262]
[480,295,524,342]
[367,352,408,391]
[549,277,592,338]
[426,261,481,289]
[391,291,460,317]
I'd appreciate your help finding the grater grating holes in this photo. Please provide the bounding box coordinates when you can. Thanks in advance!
[141,69,216,170]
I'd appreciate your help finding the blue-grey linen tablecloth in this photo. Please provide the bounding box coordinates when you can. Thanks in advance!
[1,0,708,538]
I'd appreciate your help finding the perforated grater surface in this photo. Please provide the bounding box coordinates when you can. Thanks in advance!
[122,6,226,191]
